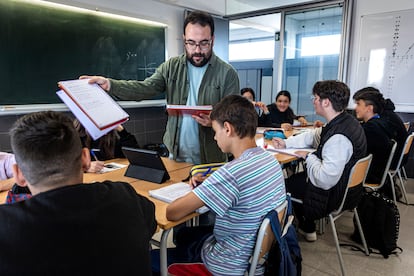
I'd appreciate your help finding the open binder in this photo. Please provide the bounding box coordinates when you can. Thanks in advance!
[57,79,129,138]
[122,147,170,184]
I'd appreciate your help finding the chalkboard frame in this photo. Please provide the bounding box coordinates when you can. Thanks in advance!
[0,0,166,105]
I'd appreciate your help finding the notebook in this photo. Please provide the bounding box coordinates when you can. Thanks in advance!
[149,182,209,214]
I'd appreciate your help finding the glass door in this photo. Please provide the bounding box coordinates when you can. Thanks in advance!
[279,4,346,122]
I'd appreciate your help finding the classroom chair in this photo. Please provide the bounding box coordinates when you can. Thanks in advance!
[292,154,372,276]
[329,154,372,276]
[247,197,288,275]
[403,122,410,132]
[364,139,397,202]
[167,198,289,276]
[387,133,414,204]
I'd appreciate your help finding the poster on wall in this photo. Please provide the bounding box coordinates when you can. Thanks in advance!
[355,9,414,112]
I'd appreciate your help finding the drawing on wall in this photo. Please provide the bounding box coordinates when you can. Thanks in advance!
[356,8,414,112]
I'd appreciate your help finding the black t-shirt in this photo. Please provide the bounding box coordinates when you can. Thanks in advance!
[0,181,156,275]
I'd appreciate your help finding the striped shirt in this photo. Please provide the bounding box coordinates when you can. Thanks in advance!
[193,146,286,276]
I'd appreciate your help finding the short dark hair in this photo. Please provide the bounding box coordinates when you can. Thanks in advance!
[210,95,257,139]
[240,87,256,101]
[10,111,82,185]
[353,90,385,114]
[312,80,350,112]
[275,90,291,102]
[353,86,380,100]
[183,10,215,36]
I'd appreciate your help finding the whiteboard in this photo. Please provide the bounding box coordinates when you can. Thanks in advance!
[355,9,414,112]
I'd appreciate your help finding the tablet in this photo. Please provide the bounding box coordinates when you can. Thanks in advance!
[121,147,170,184]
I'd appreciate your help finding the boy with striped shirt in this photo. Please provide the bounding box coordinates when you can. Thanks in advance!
[166,95,286,275]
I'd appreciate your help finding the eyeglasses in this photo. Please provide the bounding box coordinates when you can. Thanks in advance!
[310,95,318,102]
[184,39,212,51]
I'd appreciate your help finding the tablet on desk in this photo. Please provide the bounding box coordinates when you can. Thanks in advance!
[121,147,170,184]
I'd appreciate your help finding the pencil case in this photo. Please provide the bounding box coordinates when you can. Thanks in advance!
[190,162,225,177]
[263,129,286,140]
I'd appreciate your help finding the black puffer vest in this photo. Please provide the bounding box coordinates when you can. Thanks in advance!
[304,112,367,220]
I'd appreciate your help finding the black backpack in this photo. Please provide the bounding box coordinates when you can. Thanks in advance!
[352,191,402,258]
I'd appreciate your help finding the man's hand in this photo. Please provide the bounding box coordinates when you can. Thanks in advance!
[192,113,212,127]
[272,137,286,149]
[87,161,105,173]
[295,150,310,160]
[281,123,293,131]
[79,75,111,91]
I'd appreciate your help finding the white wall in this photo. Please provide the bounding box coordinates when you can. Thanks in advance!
[348,0,414,92]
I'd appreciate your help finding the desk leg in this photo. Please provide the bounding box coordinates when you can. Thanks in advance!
[160,228,172,276]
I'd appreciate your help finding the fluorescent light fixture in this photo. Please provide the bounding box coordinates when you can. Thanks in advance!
[16,0,167,27]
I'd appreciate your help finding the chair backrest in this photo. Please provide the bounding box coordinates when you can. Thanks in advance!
[248,199,288,276]
[364,139,397,188]
[392,133,414,172]
[334,154,372,215]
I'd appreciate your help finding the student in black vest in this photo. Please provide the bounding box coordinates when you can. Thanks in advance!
[0,111,156,275]
[272,80,367,242]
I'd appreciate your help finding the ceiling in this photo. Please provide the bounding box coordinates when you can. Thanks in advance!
[154,0,340,42]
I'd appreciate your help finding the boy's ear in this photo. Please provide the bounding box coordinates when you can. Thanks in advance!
[81,148,91,172]
[223,121,234,136]
[12,164,28,187]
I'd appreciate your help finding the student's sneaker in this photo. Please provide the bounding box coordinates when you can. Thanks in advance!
[298,228,317,242]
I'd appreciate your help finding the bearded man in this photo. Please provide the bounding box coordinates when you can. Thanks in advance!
[81,10,239,164]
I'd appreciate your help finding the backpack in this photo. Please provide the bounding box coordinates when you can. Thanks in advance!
[265,195,302,276]
[352,191,402,258]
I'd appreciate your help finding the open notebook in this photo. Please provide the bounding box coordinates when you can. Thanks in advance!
[149,182,209,214]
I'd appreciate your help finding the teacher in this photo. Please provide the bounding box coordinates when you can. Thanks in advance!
[81,10,239,164]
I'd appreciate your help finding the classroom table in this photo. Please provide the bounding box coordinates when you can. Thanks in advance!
[0,153,297,276]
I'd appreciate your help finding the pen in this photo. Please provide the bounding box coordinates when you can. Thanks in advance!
[192,167,212,189]
[202,167,212,177]
[90,149,99,161]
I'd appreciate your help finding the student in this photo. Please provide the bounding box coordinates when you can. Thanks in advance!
[272,80,366,242]
[0,111,156,275]
[165,95,286,275]
[353,87,408,170]
[241,87,269,116]
[353,91,393,185]
[259,90,308,130]
[80,10,240,165]
[74,119,139,173]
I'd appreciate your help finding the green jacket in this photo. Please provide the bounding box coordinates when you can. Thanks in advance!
[108,53,240,163]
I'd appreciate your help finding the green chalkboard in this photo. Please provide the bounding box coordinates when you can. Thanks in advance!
[0,1,165,105]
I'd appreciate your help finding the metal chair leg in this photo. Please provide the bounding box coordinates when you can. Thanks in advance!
[401,166,408,181]
[388,173,397,203]
[329,214,346,276]
[397,170,409,204]
[354,208,369,256]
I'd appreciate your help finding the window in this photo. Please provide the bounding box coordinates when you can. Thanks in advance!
[229,40,275,61]
[300,34,341,57]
